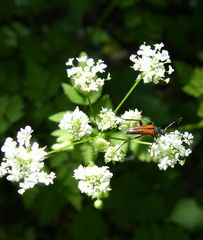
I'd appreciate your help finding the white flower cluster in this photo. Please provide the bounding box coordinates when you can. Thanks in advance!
[59,107,93,140]
[104,144,125,163]
[149,130,193,170]
[73,165,113,199]
[130,42,174,84]
[96,108,118,131]
[93,137,110,152]
[66,55,111,93]
[0,126,56,194]
[118,109,142,132]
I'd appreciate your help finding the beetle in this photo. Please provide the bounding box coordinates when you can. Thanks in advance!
[126,117,182,137]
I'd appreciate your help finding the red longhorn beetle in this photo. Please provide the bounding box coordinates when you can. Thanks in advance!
[126,117,182,137]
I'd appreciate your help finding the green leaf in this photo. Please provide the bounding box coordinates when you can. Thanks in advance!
[170,198,203,230]
[62,83,101,105]
[62,82,84,104]
[182,68,203,98]
[5,95,24,124]
[50,129,73,151]
[49,111,66,123]
[78,143,94,165]
[197,101,203,118]
[0,117,9,134]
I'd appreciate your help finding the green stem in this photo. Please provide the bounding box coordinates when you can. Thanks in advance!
[47,136,96,155]
[109,136,152,146]
[132,139,152,145]
[109,137,127,142]
[87,95,95,120]
[114,74,142,114]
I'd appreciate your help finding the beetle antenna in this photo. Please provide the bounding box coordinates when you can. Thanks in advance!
[164,117,183,132]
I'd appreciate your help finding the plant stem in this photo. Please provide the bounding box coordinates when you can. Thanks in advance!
[109,137,127,142]
[87,95,95,120]
[114,74,142,114]
[47,136,96,155]
[132,139,152,145]
[109,136,152,146]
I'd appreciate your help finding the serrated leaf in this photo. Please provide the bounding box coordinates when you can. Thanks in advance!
[49,111,66,123]
[182,68,203,98]
[51,130,73,151]
[170,198,203,230]
[62,83,101,105]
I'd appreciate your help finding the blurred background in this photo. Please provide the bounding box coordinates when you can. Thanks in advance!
[1,0,203,239]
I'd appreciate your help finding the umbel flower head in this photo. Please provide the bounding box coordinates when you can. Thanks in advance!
[73,165,113,199]
[118,109,142,132]
[104,144,125,163]
[0,126,56,194]
[93,137,110,152]
[96,108,118,131]
[59,106,93,141]
[149,130,193,170]
[130,42,174,84]
[66,55,111,93]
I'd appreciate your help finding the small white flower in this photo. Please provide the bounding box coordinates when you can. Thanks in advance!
[66,58,74,66]
[157,156,174,170]
[118,109,142,132]
[130,42,174,84]
[17,126,33,147]
[96,108,118,131]
[149,130,193,170]
[0,126,56,194]
[65,55,110,93]
[93,137,110,152]
[104,144,125,163]
[59,107,93,140]
[73,165,113,199]
[1,137,17,159]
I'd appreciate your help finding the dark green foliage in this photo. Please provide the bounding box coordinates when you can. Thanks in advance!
[1,0,203,239]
